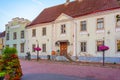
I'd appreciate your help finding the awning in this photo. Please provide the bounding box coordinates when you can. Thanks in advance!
[55,40,70,45]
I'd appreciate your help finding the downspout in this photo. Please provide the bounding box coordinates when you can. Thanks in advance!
[52,22,55,52]
[75,21,78,59]
[73,20,77,58]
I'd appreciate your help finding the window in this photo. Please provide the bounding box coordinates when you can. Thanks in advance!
[61,24,66,34]
[97,18,104,30]
[13,44,17,48]
[21,30,24,39]
[13,32,17,40]
[117,40,120,52]
[97,40,104,51]
[80,42,87,52]
[116,14,120,22]
[32,29,36,37]
[20,43,24,53]
[42,27,46,36]
[32,44,36,52]
[6,32,9,40]
[6,45,9,47]
[42,44,46,52]
[80,21,87,31]
[116,14,120,27]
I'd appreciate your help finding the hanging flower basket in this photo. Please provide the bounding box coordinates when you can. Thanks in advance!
[34,47,41,51]
[99,45,109,51]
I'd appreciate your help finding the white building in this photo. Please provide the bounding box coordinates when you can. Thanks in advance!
[5,17,30,57]
[26,0,120,63]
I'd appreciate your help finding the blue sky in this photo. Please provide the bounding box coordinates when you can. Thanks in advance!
[0,0,74,32]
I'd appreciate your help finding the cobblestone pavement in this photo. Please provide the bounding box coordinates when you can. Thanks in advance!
[20,59,120,80]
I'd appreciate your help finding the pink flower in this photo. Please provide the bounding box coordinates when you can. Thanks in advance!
[34,47,41,51]
[99,45,109,51]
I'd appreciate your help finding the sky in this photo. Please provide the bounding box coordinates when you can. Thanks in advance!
[0,0,74,32]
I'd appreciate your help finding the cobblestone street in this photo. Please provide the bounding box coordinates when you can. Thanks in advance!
[20,59,120,80]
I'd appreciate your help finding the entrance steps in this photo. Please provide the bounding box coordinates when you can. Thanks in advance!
[56,56,69,61]
[64,54,74,62]
[56,55,74,62]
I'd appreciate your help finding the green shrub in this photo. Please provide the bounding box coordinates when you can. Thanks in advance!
[2,47,17,55]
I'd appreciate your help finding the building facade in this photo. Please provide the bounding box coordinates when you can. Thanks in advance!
[0,31,5,54]
[5,17,30,57]
[26,0,120,62]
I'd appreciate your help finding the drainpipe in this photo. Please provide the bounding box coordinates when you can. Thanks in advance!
[52,22,55,52]
[75,21,77,59]
[73,20,77,59]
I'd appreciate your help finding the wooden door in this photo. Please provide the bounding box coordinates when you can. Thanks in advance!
[60,42,67,56]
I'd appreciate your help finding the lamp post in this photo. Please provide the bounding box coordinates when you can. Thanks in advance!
[35,40,41,61]
[103,40,105,66]
[99,38,109,66]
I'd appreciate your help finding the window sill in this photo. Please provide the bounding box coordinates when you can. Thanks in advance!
[60,34,66,36]
[96,30,105,34]
[80,31,88,35]
[116,28,120,32]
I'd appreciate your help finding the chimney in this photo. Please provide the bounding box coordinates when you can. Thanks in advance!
[117,0,120,5]
[75,0,83,2]
[65,0,70,5]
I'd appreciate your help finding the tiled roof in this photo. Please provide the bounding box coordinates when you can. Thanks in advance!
[27,0,120,27]
[0,31,5,38]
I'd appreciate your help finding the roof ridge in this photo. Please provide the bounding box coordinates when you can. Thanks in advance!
[44,0,76,10]
[27,0,120,27]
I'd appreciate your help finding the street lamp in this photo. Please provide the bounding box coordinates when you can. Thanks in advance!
[99,38,109,66]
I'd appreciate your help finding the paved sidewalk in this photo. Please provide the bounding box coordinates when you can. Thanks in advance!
[20,59,120,80]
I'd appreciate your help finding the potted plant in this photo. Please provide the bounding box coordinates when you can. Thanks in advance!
[56,49,60,56]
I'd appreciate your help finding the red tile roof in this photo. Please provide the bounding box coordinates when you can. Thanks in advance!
[27,0,120,27]
[0,31,5,38]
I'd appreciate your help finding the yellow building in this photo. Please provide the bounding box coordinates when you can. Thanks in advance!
[0,31,5,53]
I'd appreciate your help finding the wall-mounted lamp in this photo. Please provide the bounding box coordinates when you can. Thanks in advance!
[47,39,49,42]
[107,31,110,34]
[87,33,90,36]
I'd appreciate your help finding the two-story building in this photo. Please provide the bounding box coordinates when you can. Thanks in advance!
[26,0,120,63]
[5,17,30,57]
[0,31,5,54]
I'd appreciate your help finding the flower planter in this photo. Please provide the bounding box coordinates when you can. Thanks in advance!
[1,47,23,80]
[0,72,6,80]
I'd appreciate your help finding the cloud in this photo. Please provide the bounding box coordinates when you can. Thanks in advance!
[32,0,44,5]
